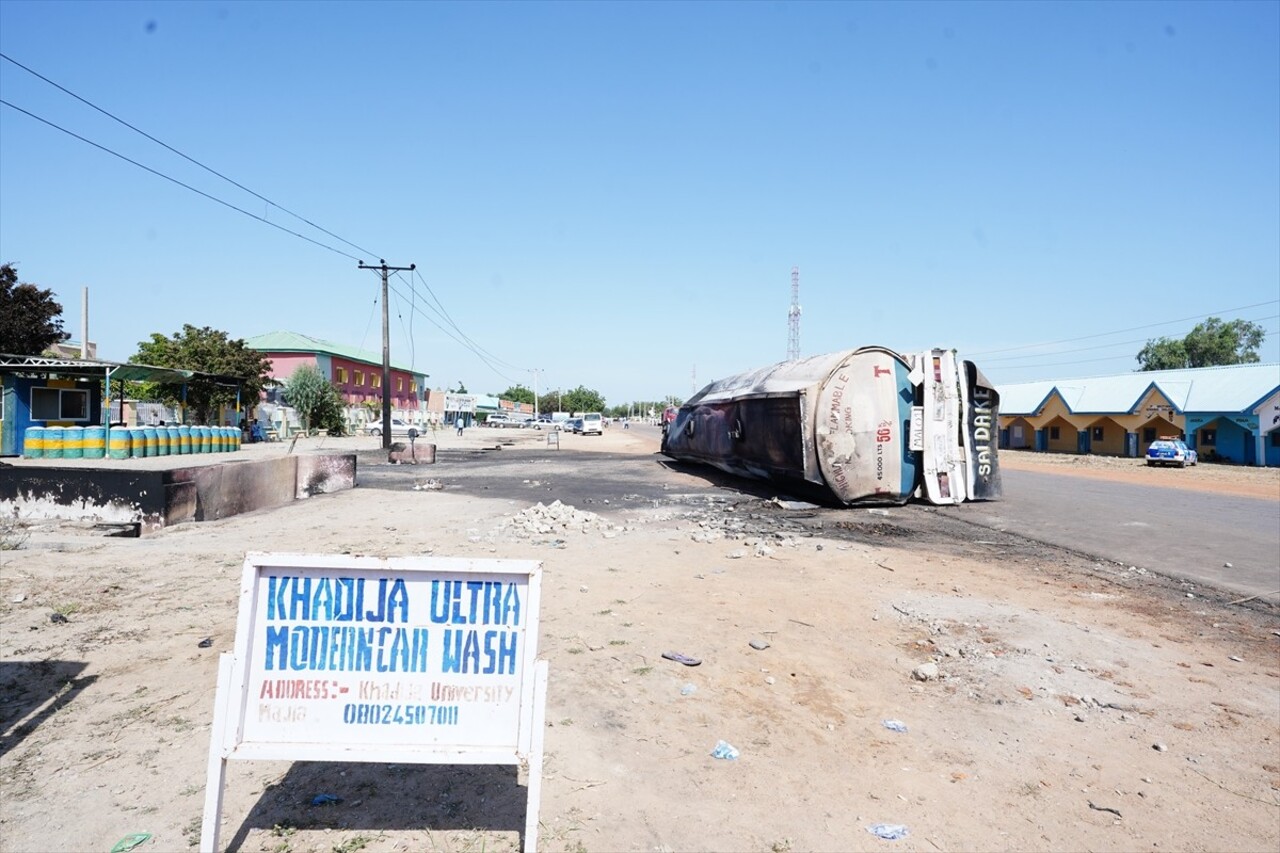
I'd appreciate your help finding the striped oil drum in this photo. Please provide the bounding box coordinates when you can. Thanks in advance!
[43,426,64,459]
[108,428,132,459]
[22,426,44,458]
[82,425,106,459]
[129,427,148,458]
[61,426,84,459]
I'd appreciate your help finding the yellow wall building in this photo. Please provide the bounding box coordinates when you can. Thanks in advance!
[997,363,1280,467]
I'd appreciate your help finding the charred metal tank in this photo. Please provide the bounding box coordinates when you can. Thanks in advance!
[659,346,1001,506]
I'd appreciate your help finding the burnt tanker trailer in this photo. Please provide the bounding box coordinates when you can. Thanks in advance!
[660,346,1001,506]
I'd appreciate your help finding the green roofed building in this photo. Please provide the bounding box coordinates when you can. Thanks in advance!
[244,331,430,415]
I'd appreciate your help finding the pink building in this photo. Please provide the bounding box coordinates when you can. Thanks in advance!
[245,331,428,412]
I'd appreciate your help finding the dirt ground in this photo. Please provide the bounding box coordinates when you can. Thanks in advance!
[1,429,1278,853]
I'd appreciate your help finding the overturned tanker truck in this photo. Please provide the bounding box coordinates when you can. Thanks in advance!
[660,346,1001,506]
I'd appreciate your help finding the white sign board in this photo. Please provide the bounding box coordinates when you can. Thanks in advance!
[202,553,546,852]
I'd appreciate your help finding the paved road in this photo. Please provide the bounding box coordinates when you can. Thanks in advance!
[962,468,1280,600]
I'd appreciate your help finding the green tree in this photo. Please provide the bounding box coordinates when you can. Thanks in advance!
[560,385,606,414]
[131,324,273,424]
[0,263,68,355]
[1135,337,1188,371]
[282,364,328,432]
[1137,317,1266,371]
[498,384,535,405]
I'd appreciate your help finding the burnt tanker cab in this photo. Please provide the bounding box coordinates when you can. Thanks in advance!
[660,346,1001,506]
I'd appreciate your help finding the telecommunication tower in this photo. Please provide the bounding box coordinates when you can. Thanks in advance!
[786,266,801,361]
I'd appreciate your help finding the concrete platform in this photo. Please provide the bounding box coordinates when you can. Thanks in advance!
[0,441,356,534]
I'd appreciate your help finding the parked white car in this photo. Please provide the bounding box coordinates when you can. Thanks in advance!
[363,418,420,437]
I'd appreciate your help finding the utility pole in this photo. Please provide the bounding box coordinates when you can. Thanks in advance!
[530,369,542,420]
[358,259,416,449]
[787,266,801,362]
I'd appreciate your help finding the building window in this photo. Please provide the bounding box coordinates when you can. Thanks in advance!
[1271,432,1280,448]
[354,370,364,386]
[1092,426,1104,441]
[31,387,90,421]
[1049,426,1060,440]
[396,377,404,393]
[1143,427,1156,443]
[372,374,382,389]
[336,367,348,384]
[410,381,417,394]
[1200,428,1217,446]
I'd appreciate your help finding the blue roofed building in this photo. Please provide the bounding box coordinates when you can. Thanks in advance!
[996,363,1280,467]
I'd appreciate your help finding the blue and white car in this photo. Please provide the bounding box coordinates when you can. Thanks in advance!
[1146,438,1197,468]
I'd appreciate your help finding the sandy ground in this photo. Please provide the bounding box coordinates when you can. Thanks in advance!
[1,429,1278,853]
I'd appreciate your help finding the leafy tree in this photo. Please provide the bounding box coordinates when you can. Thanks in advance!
[131,324,273,424]
[537,391,562,414]
[309,382,349,436]
[499,385,535,405]
[1137,317,1266,371]
[1136,337,1187,371]
[560,385,606,414]
[282,364,329,432]
[0,263,68,355]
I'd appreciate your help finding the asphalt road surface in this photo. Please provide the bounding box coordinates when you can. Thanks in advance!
[962,468,1280,600]
[359,430,1279,602]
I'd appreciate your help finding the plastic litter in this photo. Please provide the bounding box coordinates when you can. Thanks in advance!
[50,612,68,624]
[662,651,702,666]
[881,720,908,733]
[866,823,909,840]
[680,683,697,696]
[710,740,740,760]
[311,793,342,806]
[197,637,213,648]
[110,834,152,853]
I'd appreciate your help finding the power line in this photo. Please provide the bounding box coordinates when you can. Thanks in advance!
[0,98,362,261]
[990,321,1279,373]
[0,52,381,261]
[404,267,526,372]
[967,300,1280,357]
[977,313,1280,365]
[386,280,520,386]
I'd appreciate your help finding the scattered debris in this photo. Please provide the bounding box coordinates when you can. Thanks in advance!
[110,833,153,853]
[680,683,697,696]
[412,479,444,491]
[1088,801,1122,818]
[10,593,25,603]
[311,794,342,806]
[911,662,940,682]
[866,823,909,840]
[197,637,213,648]
[710,740,740,760]
[662,651,702,667]
[1227,590,1279,606]
[748,638,770,651]
[881,720,908,733]
[49,612,68,624]
[1153,743,1168,752]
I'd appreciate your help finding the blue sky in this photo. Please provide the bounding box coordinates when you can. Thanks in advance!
[2,0,1277,406]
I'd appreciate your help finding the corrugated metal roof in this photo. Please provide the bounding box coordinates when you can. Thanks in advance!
[245,331,426,377]
[997,362,1280,416]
